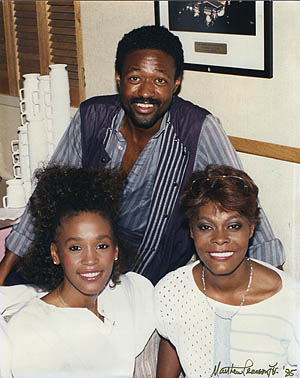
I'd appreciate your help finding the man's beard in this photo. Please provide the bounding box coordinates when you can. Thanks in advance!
[123,97,165,130]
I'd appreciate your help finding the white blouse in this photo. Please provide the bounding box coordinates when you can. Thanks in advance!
[1,272,154,378]
[155,260,300,378]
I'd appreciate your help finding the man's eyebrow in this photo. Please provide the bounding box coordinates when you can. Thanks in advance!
[126,66,140,72]
[126,67,169,75]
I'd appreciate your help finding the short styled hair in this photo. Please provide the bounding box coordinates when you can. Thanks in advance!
[181,164,260,225]
[18,165,133,291]
[115,25,184,79]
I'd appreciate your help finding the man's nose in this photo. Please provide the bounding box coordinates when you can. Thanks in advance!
[138,79,155,98]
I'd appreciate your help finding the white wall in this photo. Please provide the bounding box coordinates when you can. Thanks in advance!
[0,96,20,181]
[80,1,155,98]
[1,1,299,277]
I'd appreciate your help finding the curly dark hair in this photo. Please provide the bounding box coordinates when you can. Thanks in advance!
[181,164,260,226]
[18,165,133,291]
[115,25,184,79]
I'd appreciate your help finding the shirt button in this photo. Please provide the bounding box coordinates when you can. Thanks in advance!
[101,158,106,163]
[118,144,123,151]
[173,181,178,187]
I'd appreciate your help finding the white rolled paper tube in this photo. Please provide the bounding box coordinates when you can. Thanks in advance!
[49,64,71,148]
[23,181,33,202]
[22,73,42,121]
[39,75,52,119]
[38,75,54,159]
[27,119,49,175]
[18,125,31,183]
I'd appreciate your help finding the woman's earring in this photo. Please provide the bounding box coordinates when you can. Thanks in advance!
[114,256,118,261]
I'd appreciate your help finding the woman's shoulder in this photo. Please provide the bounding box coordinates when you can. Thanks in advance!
[5,298,52,347]
[0,284,46,320]
[155,260,199,291]
[250,259,299,302]
[6,297,47,323]
[101,272,154,310]
[120,271,154,289]
[251,258,297,283]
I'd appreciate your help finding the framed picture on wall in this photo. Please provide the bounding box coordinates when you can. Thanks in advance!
[155,1,273,78]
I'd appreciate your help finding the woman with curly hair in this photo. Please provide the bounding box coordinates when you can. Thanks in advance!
[155,165,300,378]
[1,165,154,378]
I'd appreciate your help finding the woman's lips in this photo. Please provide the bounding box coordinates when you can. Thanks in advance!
[208,251,234,258]
[79,271,102,281]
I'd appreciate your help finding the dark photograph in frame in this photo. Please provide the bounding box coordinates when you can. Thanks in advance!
[155,1,273,78]
[168,1,256,36]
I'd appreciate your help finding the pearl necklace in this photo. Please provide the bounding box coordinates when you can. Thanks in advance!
[201,258,253,320]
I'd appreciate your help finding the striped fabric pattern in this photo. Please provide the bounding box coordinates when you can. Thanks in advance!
[134,120,189,274]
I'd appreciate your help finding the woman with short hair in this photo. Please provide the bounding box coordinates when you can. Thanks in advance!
[155,164,300,378]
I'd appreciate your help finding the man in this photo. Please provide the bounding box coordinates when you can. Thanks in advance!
[0,25,284,286]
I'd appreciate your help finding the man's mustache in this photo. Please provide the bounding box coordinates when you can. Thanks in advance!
[130,97,161,106]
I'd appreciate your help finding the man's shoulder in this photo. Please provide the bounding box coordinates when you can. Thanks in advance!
[169,96,211,139]
[80,94,121,111]
[171,96,210,115]
[169,96,211,129]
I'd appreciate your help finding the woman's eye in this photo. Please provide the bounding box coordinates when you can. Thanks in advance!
[69,245,81,252]
[228,223,242,230]
[198,224,212,231]
[156,78,167,84]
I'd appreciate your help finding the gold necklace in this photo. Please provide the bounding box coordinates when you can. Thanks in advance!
[201,258,253,320]
[56,286,69,307]
[56,286,102,320]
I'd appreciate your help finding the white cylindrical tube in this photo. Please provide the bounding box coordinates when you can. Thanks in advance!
[23,180,33,202]
[27,120,49,175]
[17,125,31,183]
[49,64,71,148]
[22,73,42,121]
[39,75,54,160]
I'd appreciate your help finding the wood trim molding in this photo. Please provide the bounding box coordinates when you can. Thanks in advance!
[229,136,300,164]
[74,1,86,104]
[2,2,18,96]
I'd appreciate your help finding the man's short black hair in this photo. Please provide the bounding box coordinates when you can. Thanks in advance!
[115,25,184,79]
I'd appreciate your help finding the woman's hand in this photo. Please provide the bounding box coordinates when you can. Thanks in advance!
[156,338,182,378]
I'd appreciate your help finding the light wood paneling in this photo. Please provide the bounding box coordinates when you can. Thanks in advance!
[229,136,300,164]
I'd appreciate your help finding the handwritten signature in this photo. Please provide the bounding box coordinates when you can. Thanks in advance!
[210,359,297,377]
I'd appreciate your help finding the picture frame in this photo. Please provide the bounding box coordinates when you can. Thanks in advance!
[155,1,273,78]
